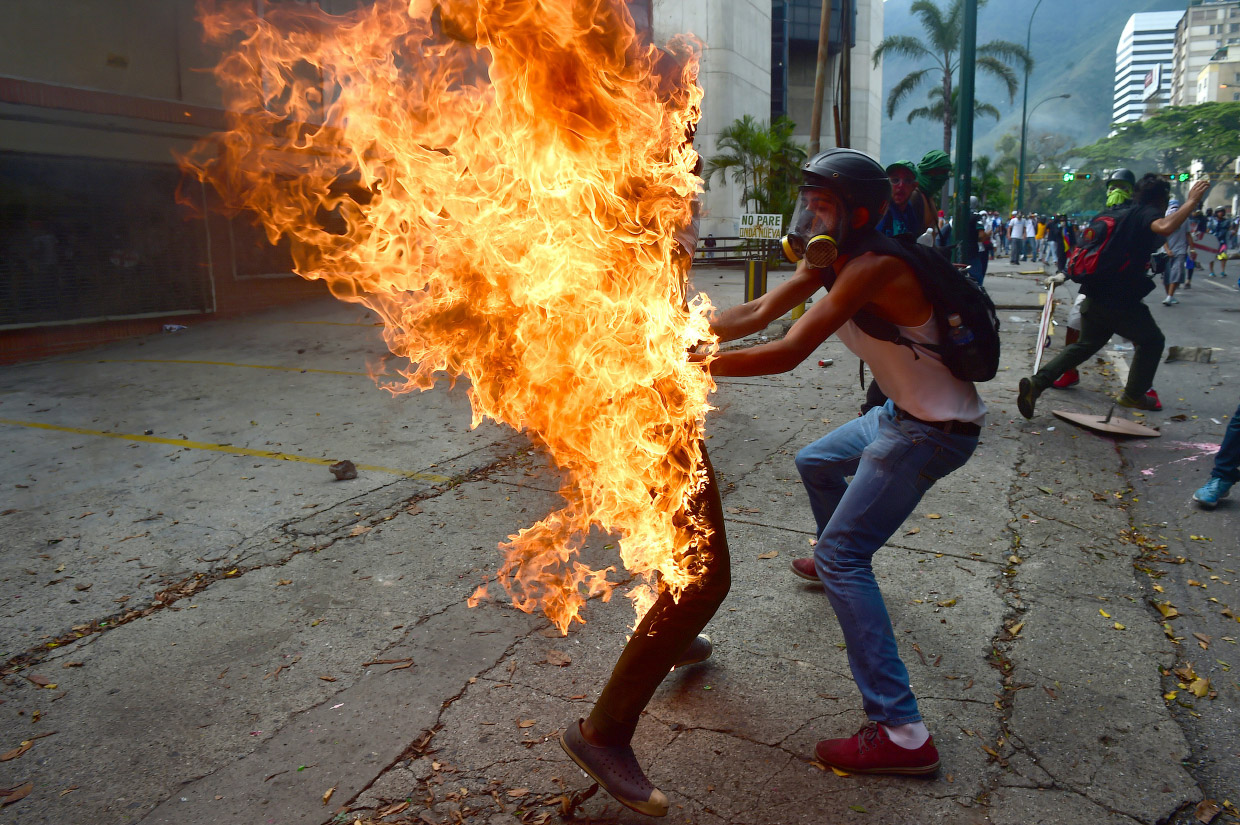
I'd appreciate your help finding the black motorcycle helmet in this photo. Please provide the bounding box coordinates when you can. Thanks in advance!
[1106,168,1136,189]
[800,148,891,232]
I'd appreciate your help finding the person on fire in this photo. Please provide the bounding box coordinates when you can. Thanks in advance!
[700,148,985,776]
[557,121,730,818]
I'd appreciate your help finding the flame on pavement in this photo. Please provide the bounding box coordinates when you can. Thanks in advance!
[184,0,716,633]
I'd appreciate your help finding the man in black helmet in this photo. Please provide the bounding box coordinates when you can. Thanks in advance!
[1018,173,1210,418]
[695,148,985,776]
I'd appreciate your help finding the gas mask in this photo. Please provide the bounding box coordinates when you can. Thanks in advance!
[781,186,847,268]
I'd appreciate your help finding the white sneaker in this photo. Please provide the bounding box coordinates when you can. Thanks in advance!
[1163,296,1172,304]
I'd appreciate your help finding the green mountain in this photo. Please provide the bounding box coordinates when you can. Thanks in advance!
[877,0,1188,165]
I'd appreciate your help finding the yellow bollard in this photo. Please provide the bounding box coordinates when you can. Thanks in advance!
[790,301,807,320]
[744,259,767,303]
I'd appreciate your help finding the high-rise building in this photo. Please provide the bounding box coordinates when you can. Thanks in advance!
[1114,11,1181,124]
[1172,0,1240,105]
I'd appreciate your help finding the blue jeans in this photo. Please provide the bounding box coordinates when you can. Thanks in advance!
[1211,401,1240,484]
[795,402,978,725]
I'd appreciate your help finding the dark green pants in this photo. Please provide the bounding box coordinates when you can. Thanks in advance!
[587,447,730,745]
[1033,295,1165,398]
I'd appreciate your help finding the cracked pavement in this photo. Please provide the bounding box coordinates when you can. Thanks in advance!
[0,260,1229,825]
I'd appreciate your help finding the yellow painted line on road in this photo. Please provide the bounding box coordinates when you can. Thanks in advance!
[0,417,449,482]
[78,358,372,377]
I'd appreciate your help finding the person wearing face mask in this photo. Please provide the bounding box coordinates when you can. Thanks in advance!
[1018,174,1210,418]
[874,160,925,239]
[699,148,985,777]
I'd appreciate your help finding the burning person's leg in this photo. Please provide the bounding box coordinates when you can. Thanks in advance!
[560,447,730,817]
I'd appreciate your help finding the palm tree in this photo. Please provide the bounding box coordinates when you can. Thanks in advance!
[873,0,1032,155]
[971,154,1004,209]
[702,115,806,221]
[906,86,1000,131]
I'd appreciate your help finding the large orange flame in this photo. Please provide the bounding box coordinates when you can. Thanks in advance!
[185,0,716,633]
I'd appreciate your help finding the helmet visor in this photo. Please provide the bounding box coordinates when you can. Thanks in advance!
[789,186,844,241]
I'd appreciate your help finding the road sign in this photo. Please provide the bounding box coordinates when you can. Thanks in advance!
[738,213,782,240]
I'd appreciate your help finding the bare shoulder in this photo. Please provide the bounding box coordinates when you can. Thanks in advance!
[836,250,914,290]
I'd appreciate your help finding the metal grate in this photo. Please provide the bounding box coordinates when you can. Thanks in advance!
[0,152,213,329]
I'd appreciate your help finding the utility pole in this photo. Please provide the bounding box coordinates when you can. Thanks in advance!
[1016,0,1043,213]
[808,0,833,156]
[952,0,977,265]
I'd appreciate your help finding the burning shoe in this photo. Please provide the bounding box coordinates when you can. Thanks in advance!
[790,557,819,581]
[1051,369,1079,389]
[673,634,713,668]
[560,720,669,817]
[815,722,940,776]
[1193,477,1234,510]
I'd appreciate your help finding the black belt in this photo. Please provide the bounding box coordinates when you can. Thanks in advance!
[893,405,981,437]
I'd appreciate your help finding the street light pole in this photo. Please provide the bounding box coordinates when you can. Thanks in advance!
[1018,93,1071,210]
[1016,0,1042,213]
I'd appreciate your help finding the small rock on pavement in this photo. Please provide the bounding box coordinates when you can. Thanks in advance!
[330,460,358,481]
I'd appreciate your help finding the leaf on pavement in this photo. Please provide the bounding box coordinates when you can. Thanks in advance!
[1194,632,1212,649]
[507,787,530,798]
[545,650,571,667]
[926,513,941,519]
[757,551,779,560]
[517,719,537,728]
[321,785,335,805]
[1155,602,1180,619]
[1099,609,1111,618]
[1188,677,1211,698]
[904,526,920,535]
[2,783,33,806]
[0,742,31,762]
[1195,798,1221,823]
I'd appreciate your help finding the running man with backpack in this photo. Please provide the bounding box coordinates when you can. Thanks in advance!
[699,148,989,777]
[1017,174,1209,418]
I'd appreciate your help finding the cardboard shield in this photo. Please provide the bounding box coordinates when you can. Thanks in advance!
[1052,408,1161,438]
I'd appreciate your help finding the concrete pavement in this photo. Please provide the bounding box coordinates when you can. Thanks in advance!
[0,257,1221,824]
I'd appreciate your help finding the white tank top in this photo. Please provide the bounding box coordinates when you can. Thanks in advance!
[836,313,987,426]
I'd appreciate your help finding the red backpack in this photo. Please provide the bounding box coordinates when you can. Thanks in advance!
[1066,204,1137,284]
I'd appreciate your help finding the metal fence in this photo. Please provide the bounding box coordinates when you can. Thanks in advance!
[694,236,783,265]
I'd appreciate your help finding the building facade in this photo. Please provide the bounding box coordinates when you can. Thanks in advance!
[1,0,882,359]
[1172,0,1240,106]
[1114,11,1181,124]
[1195,45,1240,102]
[658,0,882,240]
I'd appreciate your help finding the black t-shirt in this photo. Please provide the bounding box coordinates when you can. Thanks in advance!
[1081,202,1164,300]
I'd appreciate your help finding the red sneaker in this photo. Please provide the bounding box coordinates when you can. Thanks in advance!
[1145,388,1162,411]
[1051,369,1080,389]
[790,557,819,581]
[815,722,940,776]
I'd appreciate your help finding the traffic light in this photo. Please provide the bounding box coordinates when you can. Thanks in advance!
[1178,172,1191,182]
[1080,173,1092,180]
[1062,172,1075,182]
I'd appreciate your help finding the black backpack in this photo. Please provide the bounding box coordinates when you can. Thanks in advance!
[829,233,1001,383]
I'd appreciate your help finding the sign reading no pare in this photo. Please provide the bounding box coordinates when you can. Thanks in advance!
[738,213,782,240]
